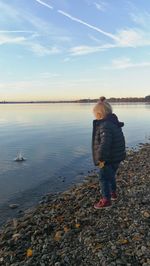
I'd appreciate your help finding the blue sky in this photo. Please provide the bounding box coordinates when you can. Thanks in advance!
[0,0,150,100]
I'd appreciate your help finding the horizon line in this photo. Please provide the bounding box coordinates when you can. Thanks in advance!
[0,96,150,104]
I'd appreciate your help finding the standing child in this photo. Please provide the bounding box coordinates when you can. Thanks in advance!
[92,97,126,208]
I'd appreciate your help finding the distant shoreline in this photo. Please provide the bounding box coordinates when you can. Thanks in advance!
[0,98,150,104]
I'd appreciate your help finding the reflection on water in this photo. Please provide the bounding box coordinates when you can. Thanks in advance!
[0,103,149,223]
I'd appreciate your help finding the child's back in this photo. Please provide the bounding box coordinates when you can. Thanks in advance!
[92,112,126,165]
[92,97,126,209]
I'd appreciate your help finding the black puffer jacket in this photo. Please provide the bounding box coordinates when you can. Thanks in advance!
[92,113,126,165]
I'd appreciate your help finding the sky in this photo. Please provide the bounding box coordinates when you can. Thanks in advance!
[0,0,150,101]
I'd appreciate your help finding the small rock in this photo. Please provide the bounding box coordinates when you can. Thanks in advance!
[143,211,150,218]
[9,204,19,209]
[55,263,61,266]
[41,254,48,260]
[141,246,147,253]
[97,250,103,258]
[12,233,21,239]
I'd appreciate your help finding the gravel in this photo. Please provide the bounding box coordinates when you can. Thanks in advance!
[0,144,149,266]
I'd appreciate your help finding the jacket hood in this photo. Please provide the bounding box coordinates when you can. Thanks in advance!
[106,113,124,127]
[93,113,124,128]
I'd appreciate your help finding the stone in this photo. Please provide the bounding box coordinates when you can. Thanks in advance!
[9,204,19,209]
[41,254,48,260]
[141,246,147,253]
[55,263,61,266]
[12,233,21,239]
[97,250,103,258]
[143,211,150,218]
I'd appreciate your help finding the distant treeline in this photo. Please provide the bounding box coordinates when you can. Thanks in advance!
[76,95,150,103]
[82,96,150,103]
[0,95,150,104]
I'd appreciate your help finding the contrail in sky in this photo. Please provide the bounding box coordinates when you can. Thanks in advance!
[35,0,53,10]
[58,10,119,41]
[34,0,118,41]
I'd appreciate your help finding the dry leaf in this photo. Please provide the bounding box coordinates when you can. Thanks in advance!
[64,226,70,233]
[27,248,33,257]
[118,239,128,245]
[56,216,64,222]
[75,223,81,228]
[54,231,62,241]
[132,236,141,241]
[94,243,103,250]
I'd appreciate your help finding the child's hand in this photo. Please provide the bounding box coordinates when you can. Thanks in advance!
[98,161,105,168]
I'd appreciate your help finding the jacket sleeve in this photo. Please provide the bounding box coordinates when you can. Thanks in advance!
[98,125,113,161]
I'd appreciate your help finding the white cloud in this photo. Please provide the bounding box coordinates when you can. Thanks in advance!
[94,1,108,12]
[85,0,108,11]
[1,1,150,58]
[108,57,150,70]
[70,26,150,56]
[111,57,131,69]
[115,28,144,47]
[40,72,60,78]
[28,43,61,56]
[0,32,61,56]
[70,43,120,56]
[0,34,26,45]
[35,0,53,9]
[70,45,104,55]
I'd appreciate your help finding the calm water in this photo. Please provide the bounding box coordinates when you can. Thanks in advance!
[0,103,150,224]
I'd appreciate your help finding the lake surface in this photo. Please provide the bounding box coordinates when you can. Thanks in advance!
[0,103,150,225]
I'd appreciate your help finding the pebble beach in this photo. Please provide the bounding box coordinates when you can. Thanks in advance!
[0,144,150,266]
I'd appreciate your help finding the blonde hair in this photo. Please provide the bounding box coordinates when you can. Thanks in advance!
[93,101,112,119]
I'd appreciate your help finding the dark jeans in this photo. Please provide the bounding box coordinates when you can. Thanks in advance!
[99,163,120,200]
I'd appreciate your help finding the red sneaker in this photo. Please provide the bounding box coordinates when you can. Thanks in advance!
[111,192,117,201]
[94,198,111,209]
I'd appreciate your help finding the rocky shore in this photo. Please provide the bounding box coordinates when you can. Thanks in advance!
[0,144,150,266]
